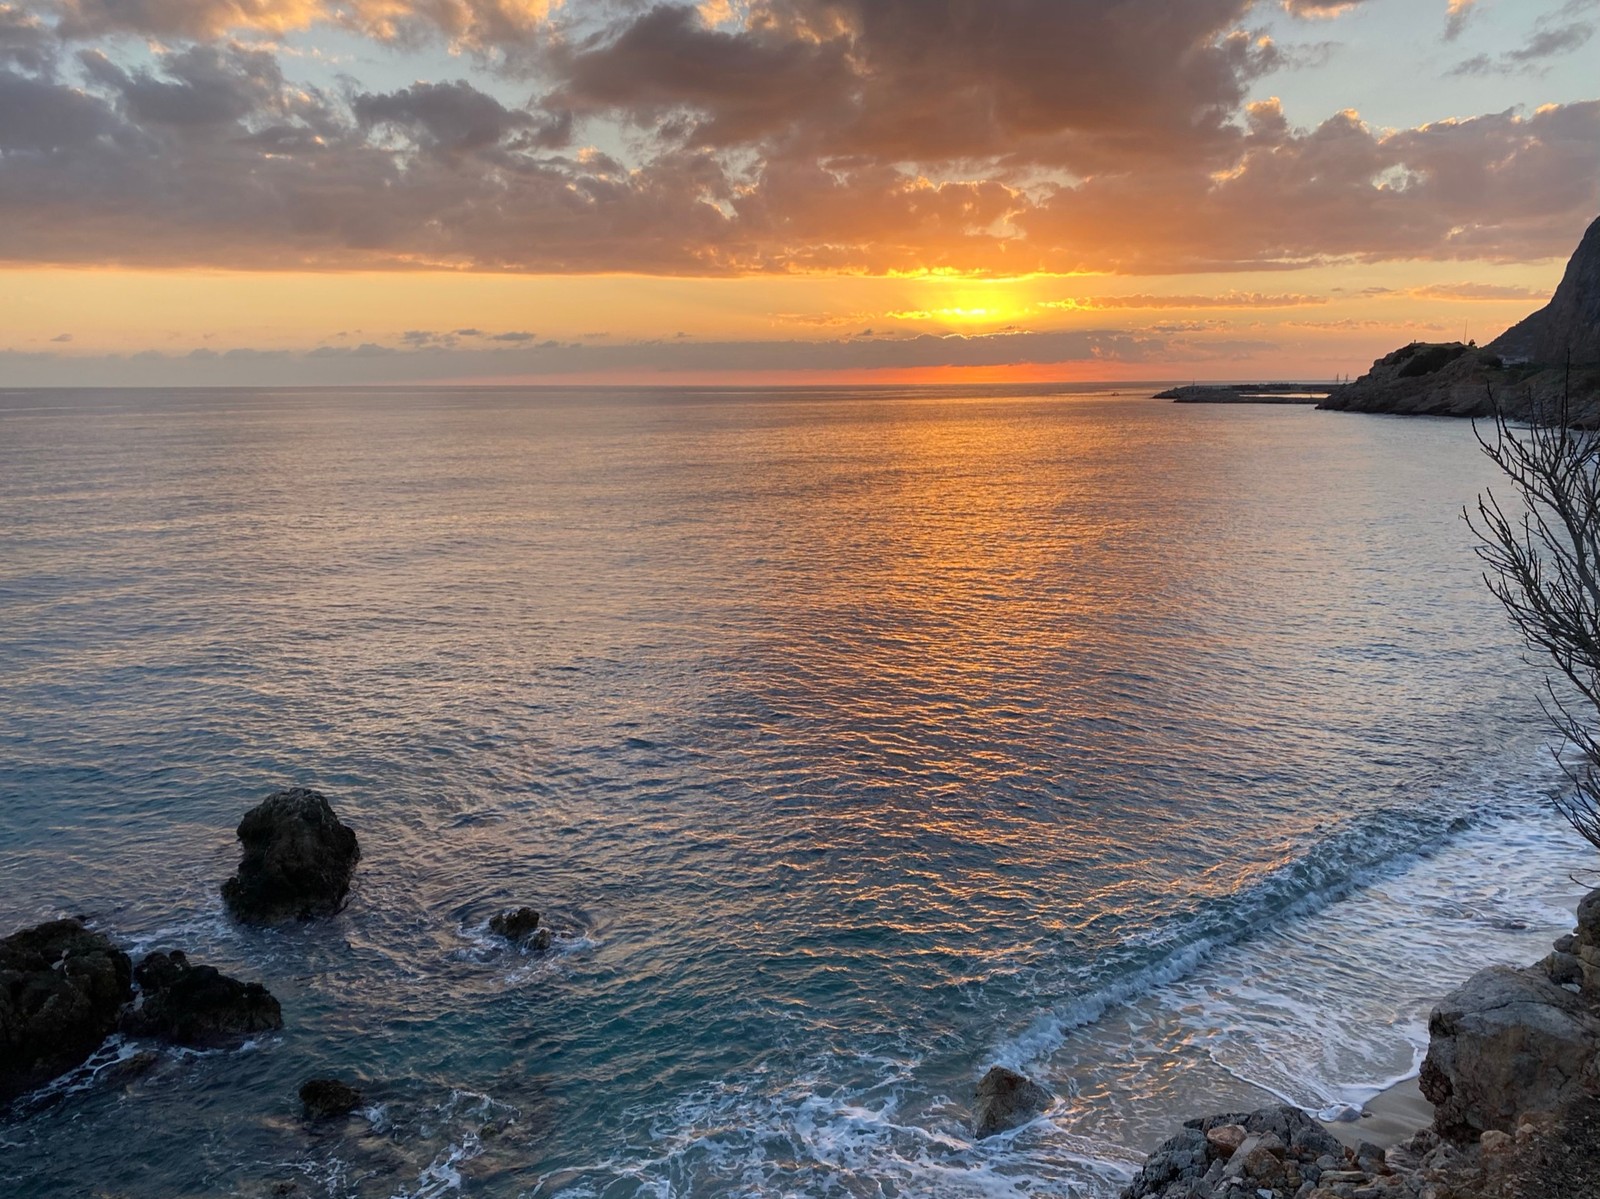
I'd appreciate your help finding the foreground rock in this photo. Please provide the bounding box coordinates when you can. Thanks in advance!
[489,907,553,951]
[0,919,133,1104]
[1123,1106,1369,1199]
[120,951,283,1048]
[1418,963,1600,1141]
[973,1065,1052,1138]
[1320,213,1600,422]
[300,1077,363,1119]
[222,787,361,924]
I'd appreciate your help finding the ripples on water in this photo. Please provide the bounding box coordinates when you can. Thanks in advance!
[0,385,1591,1198]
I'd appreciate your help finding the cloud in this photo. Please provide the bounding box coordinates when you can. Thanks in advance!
[1280,0,1367,18]
[1042,292,1327,310]
[1407,282,1552,301]
[49,331,73,341]
[1,3,1596,280]
[1445,0,1476,40]
[1450,15,1594,73]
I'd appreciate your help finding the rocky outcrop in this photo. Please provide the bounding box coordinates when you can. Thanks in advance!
[1419,963,1600,1140]
[120,951,283,1048]
[973,1065,1052,1138]
[222,788,361,924]
[1121,1106,1350,1199]
[1571,887,1600,1000]
[1320,214,1600,421]
[489,907,553,951]
[0,919,133,1104]
[299,1077,363,1119]
[1491,214,1600,368]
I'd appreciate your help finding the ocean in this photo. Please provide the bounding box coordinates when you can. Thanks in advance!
[0,384,1590,1198]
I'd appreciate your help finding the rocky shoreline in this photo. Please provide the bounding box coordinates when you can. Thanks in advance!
[1119,888,1600,1199]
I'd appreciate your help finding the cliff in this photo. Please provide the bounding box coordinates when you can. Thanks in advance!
[1320,215,1600,422]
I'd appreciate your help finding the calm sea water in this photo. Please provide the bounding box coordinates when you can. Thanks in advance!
[0,385,1592,1198]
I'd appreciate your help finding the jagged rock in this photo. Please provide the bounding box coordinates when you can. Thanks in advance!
[222,788,360,924]
[1419,964,1600,1140]
[972,1065,1052,1138]
[1540,950,1583,986]
[1206,1123,1247,1157]
[1491,214,1600,368]
[489,907,553,951]
[120,951,283,1048]
[0,918,132,1104]
[299,1077,363,1119]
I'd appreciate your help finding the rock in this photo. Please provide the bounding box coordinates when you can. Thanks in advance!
[1207,1123,1248,1157]
[1491,214,1600,368]
[972,1065,1052,1138]
[299,1077,363,1119]
[222,787,360,924]
[1554,933,1577,954]
[1419,964,1600,1140]
[120,951,283,1048]
[1541,950,1583,986]
[0,918,132,1104]
[489,907,553,951]
[1121,1126,1208,1198]
[1354,1141,1386,1175]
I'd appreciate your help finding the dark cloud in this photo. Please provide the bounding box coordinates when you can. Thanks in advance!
[1450,17,1593,74]
[1280,1,1368,18]
[1,2,1595,278]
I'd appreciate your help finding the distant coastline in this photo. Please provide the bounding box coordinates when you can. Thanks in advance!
[1154,383,1333,404]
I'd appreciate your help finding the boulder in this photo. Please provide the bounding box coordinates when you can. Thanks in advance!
[489,907,553,951]
[1572,887,1600,999]
[222,788,360,924]
[0,918,133,1104]
[299,1077,363,1119]
[120,951,283,1048]
[972,1065,1052,1138]
[1419,964,1600,1139]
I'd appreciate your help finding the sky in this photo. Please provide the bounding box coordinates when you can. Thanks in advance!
[1,0,1598,387]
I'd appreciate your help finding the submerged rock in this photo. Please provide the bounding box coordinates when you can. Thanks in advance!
[222,787,360,924]
[1420,963,1600,1139]
[120,950,283,1048]
[972,1065,1052,1138]
[0,918,133,1104]
[489,907,553,951]
[300,1077,364,1119]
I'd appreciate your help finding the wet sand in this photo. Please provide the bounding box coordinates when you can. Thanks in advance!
[1321,1076,1433,1150]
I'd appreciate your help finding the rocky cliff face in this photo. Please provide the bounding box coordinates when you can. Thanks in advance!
[1491,214,1600,368]
[1320,215,1600,421]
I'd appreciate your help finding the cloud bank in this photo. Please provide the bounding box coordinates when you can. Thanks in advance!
[0,0,1596,279]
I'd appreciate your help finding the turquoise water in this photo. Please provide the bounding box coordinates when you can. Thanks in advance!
[0,385,1590,1198]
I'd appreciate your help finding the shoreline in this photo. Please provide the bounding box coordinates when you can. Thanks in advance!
[1318,1074,1432,1151]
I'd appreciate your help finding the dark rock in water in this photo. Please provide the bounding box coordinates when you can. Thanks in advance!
[972,1065,1051,1138]
[1420,964,1600,1140]
[0,918,132,1104]
[121,951,283,1048]
[299,1077,363,1119]
[489,907,553,950]
[222,787,360,924]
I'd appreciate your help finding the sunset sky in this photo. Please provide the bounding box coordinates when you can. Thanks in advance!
[3,0,1597,386]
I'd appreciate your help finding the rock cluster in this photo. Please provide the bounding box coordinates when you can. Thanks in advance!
[121,950,284,1048]
[489,906,553,951]
[222,787,361,924]
[0,919,132,1104]
[1122,1106,1353,1199]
